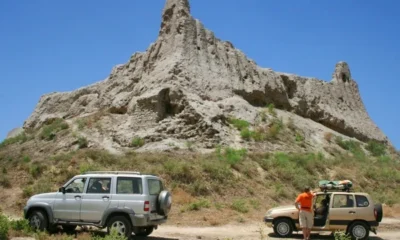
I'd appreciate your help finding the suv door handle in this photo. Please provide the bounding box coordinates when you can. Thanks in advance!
[349,211,356,214]
[74,195,81,199]
[102,196,110,199]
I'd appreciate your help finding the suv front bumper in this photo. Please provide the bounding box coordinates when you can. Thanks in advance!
[263,217,273,227]
[131,214,168,227]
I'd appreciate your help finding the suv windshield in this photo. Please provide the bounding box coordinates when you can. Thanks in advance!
[148,179,163,195]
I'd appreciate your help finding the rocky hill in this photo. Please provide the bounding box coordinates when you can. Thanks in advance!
[17,0,391,155]
[1,0,400,230]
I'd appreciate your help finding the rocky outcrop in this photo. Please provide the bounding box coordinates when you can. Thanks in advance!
[23,0,389,146]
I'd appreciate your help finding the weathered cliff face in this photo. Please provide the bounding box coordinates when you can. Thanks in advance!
[23,0,389,147]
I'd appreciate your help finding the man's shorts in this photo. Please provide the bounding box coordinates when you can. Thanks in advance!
[299,210,313,228]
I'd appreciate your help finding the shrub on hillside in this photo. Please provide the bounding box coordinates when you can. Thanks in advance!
[0,214,9,240]
[229,117,250,131]
[267,103,277,116]
[366,140,386,157]
[39,118,69,141]
[216,147,247,166]
[130,137,145,147]
[0,133,27,148]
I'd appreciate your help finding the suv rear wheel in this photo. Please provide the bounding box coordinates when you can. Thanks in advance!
[348,221,369,240]
[273,218,293,238]
[107,216,132,239]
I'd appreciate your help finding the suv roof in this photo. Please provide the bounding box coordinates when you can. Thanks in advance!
[78,171,159,177]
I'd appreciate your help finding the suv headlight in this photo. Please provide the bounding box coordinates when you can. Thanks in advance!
[266,210,273,217]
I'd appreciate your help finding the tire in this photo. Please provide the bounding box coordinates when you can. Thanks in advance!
[348,221,370,240]
[62,225,77,232]
[134,227,154,236]
[107,216,132,239]
[375,203,383,222]
[273,218,293,238]
[157,190,172,216]
[28,210,48,231]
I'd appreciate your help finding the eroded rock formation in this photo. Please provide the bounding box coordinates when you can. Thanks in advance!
[23,0,389,146]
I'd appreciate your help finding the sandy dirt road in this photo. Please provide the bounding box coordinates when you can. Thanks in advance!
[147,219,400,240]
[10,219,400,240]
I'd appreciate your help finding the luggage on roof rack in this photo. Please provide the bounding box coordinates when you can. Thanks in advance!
[319,180,353,192]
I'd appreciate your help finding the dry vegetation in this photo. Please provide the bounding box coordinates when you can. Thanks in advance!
[0,105,399,239]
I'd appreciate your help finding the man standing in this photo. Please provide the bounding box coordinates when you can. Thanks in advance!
[295,186,315,240]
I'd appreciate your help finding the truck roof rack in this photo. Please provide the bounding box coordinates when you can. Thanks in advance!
[321,188,354,193]
[83,171,141,175]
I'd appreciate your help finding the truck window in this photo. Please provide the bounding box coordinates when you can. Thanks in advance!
[332,194,354,208]
[355,195,370,207]
[117,177,143,194]
[148,179,163,195]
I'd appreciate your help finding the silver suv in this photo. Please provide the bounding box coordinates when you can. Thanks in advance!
[23,171,172,238]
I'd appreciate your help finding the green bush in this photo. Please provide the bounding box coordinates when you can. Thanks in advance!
[131,137,145,147]
[0,214,9,240]
[366,140,386,157]
[92,228,128,240]
[29,164,43,178]
[0,133,27,148]
[218,147,247,166]
[295,132,305,142]
[23,156,31,163]
[78,136,88,149]
[186,198,210,211]
[231,199,249,213]
[267,103,277,116]
[10,218,31,232]
[229,117,250,131]
[39,118,69,141]
[240,128,254,141]
[334,231,351,240]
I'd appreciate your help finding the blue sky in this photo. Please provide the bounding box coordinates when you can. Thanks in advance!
[0,0,399,149]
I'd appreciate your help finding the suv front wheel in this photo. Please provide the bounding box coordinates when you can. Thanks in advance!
[273,218,293,238]
[348,221,369,240]
[28,210,48,231]
[107,216,132,239]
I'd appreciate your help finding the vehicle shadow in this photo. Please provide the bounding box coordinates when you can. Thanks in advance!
[61,230,178,240]
[267,233,385,240]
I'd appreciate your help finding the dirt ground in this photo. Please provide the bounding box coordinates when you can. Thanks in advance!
[10,218,400,240]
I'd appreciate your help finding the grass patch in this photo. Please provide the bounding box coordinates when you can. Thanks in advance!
[267,103,277,116]
[231,199,249,213]
[130,137,145,148]
[185,198,210,211]
[216,147,247,166]
[229,117,250,131]
[39,118,69,141]
[366,140,386,157]
[77,136,88,149]
[0,133,27,148]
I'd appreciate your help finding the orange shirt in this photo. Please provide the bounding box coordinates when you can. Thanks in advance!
[296,192,313,211]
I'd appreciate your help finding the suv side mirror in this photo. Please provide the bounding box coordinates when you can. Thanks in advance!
[59,187,66,194]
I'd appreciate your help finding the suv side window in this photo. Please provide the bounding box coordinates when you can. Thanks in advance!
[332,194,354,208]
[355,195,370,207]
[117,177,142,194]
[148,179,163,195]
[65,177,87,193]
[87,177,111,194]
